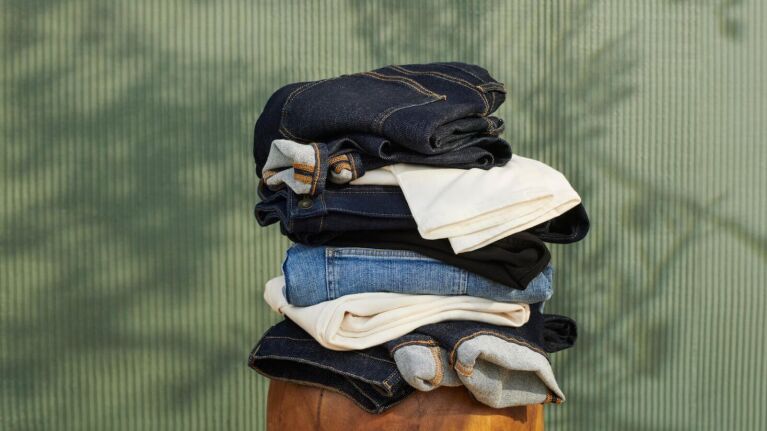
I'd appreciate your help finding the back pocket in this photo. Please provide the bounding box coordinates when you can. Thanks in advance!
[279,72,446,141]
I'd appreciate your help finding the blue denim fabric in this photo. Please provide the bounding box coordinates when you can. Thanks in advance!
[282,244,554,307]
[254,181,416,235]
[253,62,511,177]
[248,319,413,413]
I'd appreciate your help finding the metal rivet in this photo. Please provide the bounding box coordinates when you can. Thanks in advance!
[298,197,313,209]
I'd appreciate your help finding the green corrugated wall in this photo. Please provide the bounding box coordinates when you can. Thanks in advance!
[2,1,765,430]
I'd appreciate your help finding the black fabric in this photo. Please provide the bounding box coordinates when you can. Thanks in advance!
[310,230,551,290]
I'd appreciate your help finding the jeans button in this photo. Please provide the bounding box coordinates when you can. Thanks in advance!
[298,196,313,209]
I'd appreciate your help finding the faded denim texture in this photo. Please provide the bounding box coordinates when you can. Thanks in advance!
[282,244,554,307]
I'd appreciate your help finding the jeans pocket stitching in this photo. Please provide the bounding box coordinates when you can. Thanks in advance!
[372,98,446,135]
[390,339,438,352]
[386,65,490,116]
[360,71,444,99]
[438,62,487,83]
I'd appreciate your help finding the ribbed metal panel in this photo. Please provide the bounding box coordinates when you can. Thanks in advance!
[2,1,764,429]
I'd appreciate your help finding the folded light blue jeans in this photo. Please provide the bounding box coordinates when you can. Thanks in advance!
[282,244,553,306]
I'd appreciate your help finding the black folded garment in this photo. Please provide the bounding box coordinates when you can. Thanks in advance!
[253,62,512,176]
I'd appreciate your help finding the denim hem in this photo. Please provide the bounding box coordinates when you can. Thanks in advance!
[446,330,550,367]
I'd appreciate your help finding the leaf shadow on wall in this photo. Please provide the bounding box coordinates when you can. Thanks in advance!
[1,0,262,425]
[352,1,762,429]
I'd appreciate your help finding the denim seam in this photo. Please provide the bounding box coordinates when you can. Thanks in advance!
[448,331,548,366]
[309,142,321,195]
[438,62,487,83]
[382,369,403,388]
[386,65,489,116]
[346,378,391,406]
[279,78,335,141]
[360,71,443,99]
[352,351,396,365]
[262,335,315,342]
[320,208,410,217]
[453,360,473,377]
[318,193,327,232]
[390,339,438,352]
[388,65,487,97]
[329,247,439,260]
[253,354,396,389]
[428,346,444,386]
[326,247,336,301]
[459,267,468,295]
[247,372,379,413]
[373,98,446,135]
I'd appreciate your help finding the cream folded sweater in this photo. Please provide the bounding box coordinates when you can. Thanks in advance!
[352,155,581,253]
[263,276,531,351]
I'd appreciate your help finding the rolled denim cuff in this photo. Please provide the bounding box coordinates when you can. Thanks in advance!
[386,329,566,407]
[261,139,367,196]
[261,140,329,196]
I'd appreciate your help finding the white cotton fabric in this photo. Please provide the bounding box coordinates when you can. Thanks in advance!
[263,276,530,351]
[351,155,581,253]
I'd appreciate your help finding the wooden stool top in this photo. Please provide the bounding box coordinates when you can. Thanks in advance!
[267,380,544,431]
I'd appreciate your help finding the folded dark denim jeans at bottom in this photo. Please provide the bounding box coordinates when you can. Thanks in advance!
[253,62,512,177]
[248,319,413,414]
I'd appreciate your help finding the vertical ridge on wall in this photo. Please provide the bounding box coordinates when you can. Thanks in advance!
[1,1,765,430]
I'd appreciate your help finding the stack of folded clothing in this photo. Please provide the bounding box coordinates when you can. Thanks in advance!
[248,62,590,414]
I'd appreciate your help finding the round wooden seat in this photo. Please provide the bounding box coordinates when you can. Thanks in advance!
[267,380,544,430]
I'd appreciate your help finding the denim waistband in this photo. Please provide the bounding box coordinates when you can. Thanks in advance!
[255,181,416,234]
[248,319,413,414]
[282,244,554,307]
[262,137,512,197]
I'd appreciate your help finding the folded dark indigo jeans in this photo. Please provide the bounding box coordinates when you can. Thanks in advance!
[248,319,414,414]
[257,181,589,245]
[253,62,512,177]
[255,181,416,235]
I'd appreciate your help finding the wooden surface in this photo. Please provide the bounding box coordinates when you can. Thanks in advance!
[266,380,544,431]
